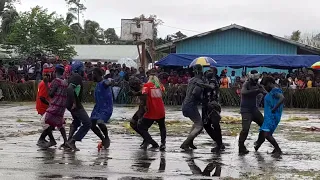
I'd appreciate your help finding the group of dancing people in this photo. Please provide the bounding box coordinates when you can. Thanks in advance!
[179,65,285,155]
[35,61,285,155]
[36,62,113,150]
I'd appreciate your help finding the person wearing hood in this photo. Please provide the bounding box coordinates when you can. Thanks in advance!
[65,61,92,151]
[180,64,204,151]
[196,70,225,153]
[128,75,146,148]
[90,67,114,149]
[238,70,267,154]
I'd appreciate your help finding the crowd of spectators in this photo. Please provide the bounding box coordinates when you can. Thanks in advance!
[1,59,320,90]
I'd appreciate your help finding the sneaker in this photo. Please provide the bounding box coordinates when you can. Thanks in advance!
[211,144,225,153]
[150,143,159,149]
[140,143,150,150]
[189,143,197,150]
[160,144,166,151]
[67,140,80,151]
[180,144,192,151]
[103,138,110,149]
[239,145,249,155]
[271,148,282,154]
[271,149,283,158]
[59,143,70,150]
[254,142,262,152]
[47,140,57,148]
[37,139,47,147]
[140,140,146,148]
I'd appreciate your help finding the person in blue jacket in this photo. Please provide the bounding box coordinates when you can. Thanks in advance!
[254,76,285,156]
[91,67,114,149]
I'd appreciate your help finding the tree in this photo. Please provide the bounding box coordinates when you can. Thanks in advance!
[65,0,86,25]
[290,30,301,41]
[104,28,119,44]
[5,6,76,59]
[170,31,187,40]
[83,20,102,44]
[65,12,77,26]
[0,0,19,42]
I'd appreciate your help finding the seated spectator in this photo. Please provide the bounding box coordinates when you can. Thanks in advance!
[234,76,242,96]
[168,71,179,84]
[0,61,5,81]
[136,67,147,83]
[288,77,297,89]
[314,77,320,87]
[113,69,121,83]
[220,73,230,88]
[230,70,236,86]
[297,76,306,89]
[8,62,18,82]
[240,71,247,83]
[62,60,72,80]
[306,76,313,88]
[279,73,289,87]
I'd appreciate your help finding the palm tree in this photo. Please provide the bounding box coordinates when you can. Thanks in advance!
[65,12,77,26]
[1,8,18,42]
[83,20,101,44]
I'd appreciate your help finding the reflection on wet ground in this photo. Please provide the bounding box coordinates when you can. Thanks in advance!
[0,103,320,179]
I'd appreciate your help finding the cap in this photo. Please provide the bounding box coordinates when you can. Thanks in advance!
[55,64,64,70]
[193,64,203,73]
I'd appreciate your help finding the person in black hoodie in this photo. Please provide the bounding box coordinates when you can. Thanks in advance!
[65,68,92,151]
[128,75,146,147]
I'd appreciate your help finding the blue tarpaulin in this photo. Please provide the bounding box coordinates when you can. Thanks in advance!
[155,54,320,69]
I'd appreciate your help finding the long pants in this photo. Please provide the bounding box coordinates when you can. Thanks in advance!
[91,119,109,141]
[239,108,264,146]
[138,117,166,145]
[181,106,203,146]
[202,105,223,146]
[130,105,146,137]
[70,108,92,141]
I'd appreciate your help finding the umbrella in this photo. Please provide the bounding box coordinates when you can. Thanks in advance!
[311,61,320,70]
[189,56,217,67]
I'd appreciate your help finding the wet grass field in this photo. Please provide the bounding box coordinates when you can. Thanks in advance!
[0,102,320,180]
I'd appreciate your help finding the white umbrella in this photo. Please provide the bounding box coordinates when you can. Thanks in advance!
[117,58,138,69]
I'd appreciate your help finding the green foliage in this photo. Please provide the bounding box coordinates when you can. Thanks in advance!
[170,31,187,40]
[65,0,86,24]
[0,0,19,43]
[5,6,76,59]
[290,30,301,41]
[104,28,119,44]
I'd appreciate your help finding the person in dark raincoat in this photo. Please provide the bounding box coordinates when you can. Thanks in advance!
[197,70,225,153]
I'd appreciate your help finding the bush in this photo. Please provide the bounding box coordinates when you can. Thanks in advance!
[1,81,320,109]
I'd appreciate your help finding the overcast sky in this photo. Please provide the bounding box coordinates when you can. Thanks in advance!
[16,0,320,38]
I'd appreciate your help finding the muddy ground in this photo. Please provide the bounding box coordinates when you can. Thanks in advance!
[0,102,320,180]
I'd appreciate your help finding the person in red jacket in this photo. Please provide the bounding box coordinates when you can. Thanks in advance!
[138,70,166,151]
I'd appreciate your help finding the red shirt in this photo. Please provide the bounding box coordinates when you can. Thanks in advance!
[142,82,165,120]
[36,81,50,115]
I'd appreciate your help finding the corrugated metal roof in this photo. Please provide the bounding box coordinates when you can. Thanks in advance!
[171,24,320,54]
[72,45,140,61]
